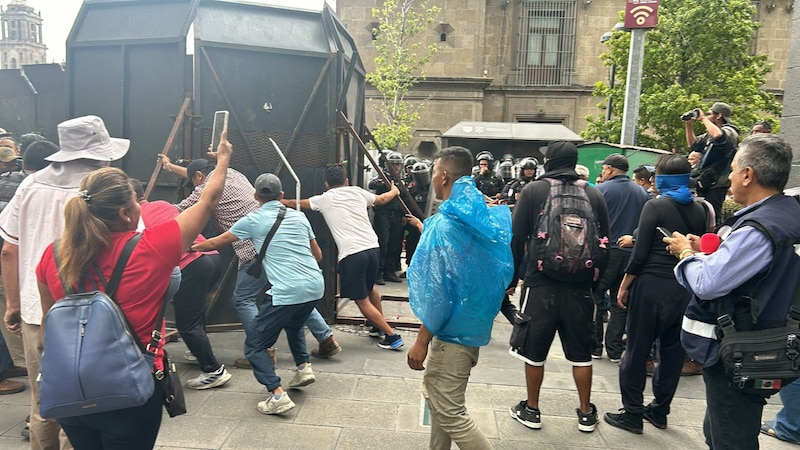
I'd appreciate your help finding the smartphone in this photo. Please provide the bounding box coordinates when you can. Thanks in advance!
[210,110,229,153]
[657,227,672,238]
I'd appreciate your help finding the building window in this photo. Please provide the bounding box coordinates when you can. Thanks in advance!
[30,23,37,43]
[515,0,576,86]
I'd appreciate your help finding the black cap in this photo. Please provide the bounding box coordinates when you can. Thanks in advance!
[183,158,213,188]
[602,153,629,172]
[544,141,578,171]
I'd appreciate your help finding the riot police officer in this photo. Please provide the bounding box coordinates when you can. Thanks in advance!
[473,152,503,199]
[501,157,538,205]
[369,151,405,284]
[403,161,431,269]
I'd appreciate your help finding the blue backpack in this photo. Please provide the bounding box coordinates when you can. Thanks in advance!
[39,234,155,419]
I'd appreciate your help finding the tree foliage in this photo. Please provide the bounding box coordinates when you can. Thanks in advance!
[582,0,782,151]
[366,0,440,150]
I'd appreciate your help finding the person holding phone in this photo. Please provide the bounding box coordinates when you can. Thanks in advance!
[604,154,711,434]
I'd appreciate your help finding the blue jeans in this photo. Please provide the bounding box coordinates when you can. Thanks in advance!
[234,264,269,335]
[235,262,331,344]
[0,332,14,380]
[244,296,318,392]
[769,378,800,442]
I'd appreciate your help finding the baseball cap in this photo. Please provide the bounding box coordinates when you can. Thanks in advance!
[710,102,733,123]
[47,115,129,162]
[0,147,17,163]
[602,153,629,172]
[182,158,214,188]
[0,128,12,139]
[254,173,283,198]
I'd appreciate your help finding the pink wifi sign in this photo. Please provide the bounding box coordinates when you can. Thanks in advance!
[624,0,660,29]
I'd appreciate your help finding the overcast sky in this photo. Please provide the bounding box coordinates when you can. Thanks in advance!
[25,0,332,64]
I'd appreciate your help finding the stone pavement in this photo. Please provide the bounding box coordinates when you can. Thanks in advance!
[0,315,793,449]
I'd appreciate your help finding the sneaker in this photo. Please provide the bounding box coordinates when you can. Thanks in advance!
[183,350,197,362]
[287,363,316,388]
[604,409,643,434]
[235,357,252,369]
[375,275,385,285]
[186,365,232,390]
[377,333,404,350]
[384,271,402,283]
[591,350,602,360]
[399,271,407,278]
[257,392,296,415]
[609,357,621,363]
[643,405,667,429]
[311,336,342,359]
[509,401,541,429]
[368,326,385,338]
[577,403,599,432]
[21,414,29,440]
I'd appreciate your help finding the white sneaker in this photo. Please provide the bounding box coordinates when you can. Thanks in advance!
[257,392,295,415]
[184,350,197,362]
[185,365,232,390]
[287,363,315,388]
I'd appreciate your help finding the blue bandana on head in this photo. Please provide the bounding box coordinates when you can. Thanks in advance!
[655,173,693,205]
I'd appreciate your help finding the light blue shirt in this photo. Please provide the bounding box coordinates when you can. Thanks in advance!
[674,198,773,300]
[230,201,324,306]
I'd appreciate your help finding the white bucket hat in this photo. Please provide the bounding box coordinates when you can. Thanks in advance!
[47,115,130,162]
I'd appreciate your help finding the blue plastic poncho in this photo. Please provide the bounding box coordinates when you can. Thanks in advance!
[407,176,514,347]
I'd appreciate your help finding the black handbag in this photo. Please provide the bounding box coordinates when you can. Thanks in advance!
[246,206,286,278]
[154,349,186,417]
[717,306,800,396]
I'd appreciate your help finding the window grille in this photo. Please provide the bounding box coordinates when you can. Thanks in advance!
[515,0,576,86]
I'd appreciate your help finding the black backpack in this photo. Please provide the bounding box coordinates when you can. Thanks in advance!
[532,178,603,282]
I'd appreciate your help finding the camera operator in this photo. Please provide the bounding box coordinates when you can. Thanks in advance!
[683,102,739,227]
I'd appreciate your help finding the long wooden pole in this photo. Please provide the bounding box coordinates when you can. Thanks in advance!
[144,96,192,200]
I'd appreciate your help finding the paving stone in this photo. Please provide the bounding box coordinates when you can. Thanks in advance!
[221,422,340,450]
[294,397,397,430]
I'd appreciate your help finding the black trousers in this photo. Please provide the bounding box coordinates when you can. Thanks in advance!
[593,248,628,359]
[702,361,767,450]
[373,210,404,273]
[404,223,421,265]
[619,273,690,415]
[174,253,223,373]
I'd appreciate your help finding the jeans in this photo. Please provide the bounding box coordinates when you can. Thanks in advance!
[0,331,13,380]
[174,254,223,372]
[702,360,766,450]
[233,263,269,335]
[770,378,800,442]
[58,385,163,450]
[306,308,332,343]
[423,338,492,450]
[244,296,318,392]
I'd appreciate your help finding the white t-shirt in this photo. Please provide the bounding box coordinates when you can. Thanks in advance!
[0,161,102,325]
[308,186,379,261]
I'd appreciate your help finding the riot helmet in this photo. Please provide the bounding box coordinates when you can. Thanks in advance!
[403,155,418,170]
[411,161,431,187]
[498,160,513,181]
[476,151,493,162]
[502,153,515,163]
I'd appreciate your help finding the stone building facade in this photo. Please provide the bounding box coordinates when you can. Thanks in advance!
[336,0,791,155]
[0,0,45,70]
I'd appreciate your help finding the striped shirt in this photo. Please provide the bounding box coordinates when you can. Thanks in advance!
[175,168,259,266]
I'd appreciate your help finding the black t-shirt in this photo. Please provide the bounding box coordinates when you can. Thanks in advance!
[625,197,708,278]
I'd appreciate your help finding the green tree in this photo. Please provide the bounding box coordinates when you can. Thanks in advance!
[366,0,440,150]
[582,0,781,151]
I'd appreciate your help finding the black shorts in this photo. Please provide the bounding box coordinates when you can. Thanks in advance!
[510,282,594,366]
[338,247,380,300]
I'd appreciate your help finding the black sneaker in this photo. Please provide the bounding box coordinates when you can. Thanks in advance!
[375,275,385,285]
[604,409,643,434]
[384,271,402,283]
[509,401,541,429]
[577,403,599,432]
[377,333,404,350]
[368,326,385,338]
[643,405,667,429]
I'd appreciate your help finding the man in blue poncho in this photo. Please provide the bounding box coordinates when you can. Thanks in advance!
[406,146,514,450]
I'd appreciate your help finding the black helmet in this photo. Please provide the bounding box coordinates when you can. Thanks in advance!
[502,153,514,162]
[404,155,418,168]
[520,158,538,170]
[476,151,493,162]
[386,151,403,164]
[411,161,431,186]
[498,160,513,179]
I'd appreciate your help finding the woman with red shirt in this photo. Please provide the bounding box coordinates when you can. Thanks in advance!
[35,133,232,449]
